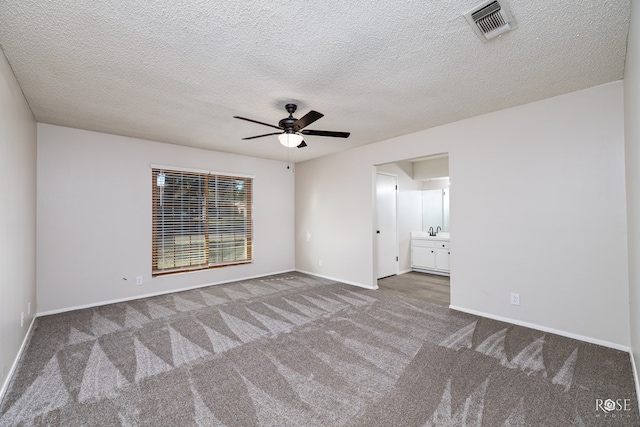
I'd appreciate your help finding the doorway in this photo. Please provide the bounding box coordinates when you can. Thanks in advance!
[376,173,398,279]
[374,155,451,303]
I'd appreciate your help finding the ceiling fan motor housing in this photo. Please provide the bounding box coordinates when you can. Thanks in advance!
[279,117,298,130]
[280,104,299,130]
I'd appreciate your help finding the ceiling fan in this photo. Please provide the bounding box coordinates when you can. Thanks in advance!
[233,103,350,148]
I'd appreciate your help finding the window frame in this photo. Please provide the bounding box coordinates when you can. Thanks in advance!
[151,166,253,276]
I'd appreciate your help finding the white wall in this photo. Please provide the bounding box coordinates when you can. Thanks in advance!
[376,161,422,273]
[0,50,37,395]
[624,0,640,396]
[422,179,449,191]
[414,156,449,181]
[296,82,630,348]
[295,148,377,286]
[37,124,295,313]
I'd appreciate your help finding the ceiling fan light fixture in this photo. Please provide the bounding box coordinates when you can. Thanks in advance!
[278,133,303,147]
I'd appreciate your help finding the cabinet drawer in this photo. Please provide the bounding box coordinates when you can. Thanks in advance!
[436,241,450,249]
[411,240,436,248]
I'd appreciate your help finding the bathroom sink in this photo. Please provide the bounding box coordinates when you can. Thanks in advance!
[410,231,450,239]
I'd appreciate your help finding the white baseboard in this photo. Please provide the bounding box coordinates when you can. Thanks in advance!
[449,305,630,352]
[37,269,296,317]
[1,316,37,403]
[295,269,377,290]
[398,269,412,275]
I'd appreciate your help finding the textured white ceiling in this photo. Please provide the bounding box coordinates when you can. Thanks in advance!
[0,1,632,162]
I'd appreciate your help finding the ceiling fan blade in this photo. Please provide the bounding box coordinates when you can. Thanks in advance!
[296,140,307,148]
[293,110,324,131]
[233,116,282,130]
[242,132,282,140]
[301,129,350,138]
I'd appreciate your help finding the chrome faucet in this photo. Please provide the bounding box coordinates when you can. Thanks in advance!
[436,226,442,234]
[428,226,435,236]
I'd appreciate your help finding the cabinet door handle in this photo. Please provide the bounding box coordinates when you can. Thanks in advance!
[431,250,434,253]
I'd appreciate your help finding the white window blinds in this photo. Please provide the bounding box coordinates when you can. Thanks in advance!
[152,168,253,275]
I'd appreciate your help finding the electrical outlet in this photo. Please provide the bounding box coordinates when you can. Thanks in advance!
[136,276,143,285]
[21,312,24,327]
[28,302,31,315]
[318,259,323,267]
[510,293,520,306]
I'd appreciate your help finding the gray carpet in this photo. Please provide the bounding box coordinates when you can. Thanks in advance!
[1,272,638,426]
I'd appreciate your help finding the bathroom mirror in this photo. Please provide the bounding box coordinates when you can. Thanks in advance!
[422,188,450,232]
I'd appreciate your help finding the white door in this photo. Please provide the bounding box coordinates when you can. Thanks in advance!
[376,173,397,279]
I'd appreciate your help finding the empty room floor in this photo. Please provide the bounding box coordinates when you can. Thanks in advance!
[377,271,450,306]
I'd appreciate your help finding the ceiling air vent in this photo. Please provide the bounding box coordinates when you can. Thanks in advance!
[464,0,516,42]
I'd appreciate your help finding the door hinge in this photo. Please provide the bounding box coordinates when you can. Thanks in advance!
[396,256,399,261]
[395,185,398,190]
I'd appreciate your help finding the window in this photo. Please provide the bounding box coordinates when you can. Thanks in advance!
[152,168,253,275]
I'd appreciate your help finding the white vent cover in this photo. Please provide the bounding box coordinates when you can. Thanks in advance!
[464,0,517,42]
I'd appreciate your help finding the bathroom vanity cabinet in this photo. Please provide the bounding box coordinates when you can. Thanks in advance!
[410,232,450,276]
